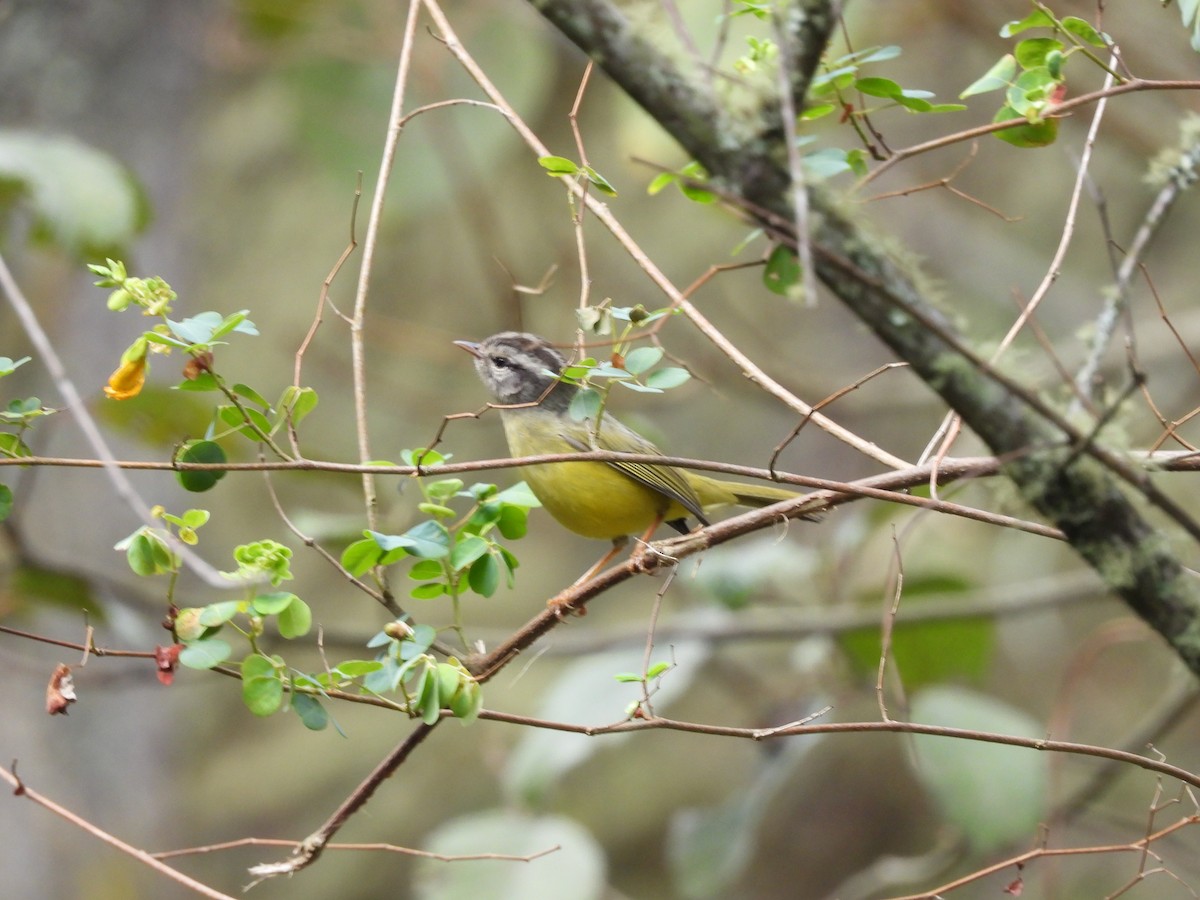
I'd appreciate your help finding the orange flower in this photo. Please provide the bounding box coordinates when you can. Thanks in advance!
[104,355,147,400]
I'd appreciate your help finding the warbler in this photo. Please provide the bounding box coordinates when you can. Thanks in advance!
[456,332,801,587]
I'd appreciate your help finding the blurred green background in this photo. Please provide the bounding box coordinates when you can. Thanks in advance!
[3,1,1200,897]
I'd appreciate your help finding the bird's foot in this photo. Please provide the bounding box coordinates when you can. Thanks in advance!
[631,539,678,573]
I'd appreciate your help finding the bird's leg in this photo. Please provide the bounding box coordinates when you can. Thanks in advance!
[547,536,630,617]
[629,514,675,572]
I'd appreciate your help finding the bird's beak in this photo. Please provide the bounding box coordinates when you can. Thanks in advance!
[453,339,481,358]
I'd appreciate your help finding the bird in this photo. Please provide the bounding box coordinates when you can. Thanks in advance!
[455,331,803,600]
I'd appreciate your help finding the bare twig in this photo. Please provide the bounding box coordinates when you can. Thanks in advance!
[348,0,422,535]
[0,763,238,900]
[156,835,557,863]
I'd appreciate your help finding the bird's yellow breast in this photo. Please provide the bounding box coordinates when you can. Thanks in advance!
[500,410,684,539]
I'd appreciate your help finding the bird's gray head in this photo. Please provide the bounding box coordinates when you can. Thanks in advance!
[455,331,576,411]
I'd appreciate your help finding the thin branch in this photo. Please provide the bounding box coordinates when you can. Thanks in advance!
[347,0,422,535]
[887,815,1199,900]
[248,722,440,880]
[471,709,1200,790]
[156,835,558,864]
[0,763,238,900]
[1074,117,1200,406]
[290,173,363,455]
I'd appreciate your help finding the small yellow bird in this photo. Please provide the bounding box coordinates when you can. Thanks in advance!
[456,332,801,587]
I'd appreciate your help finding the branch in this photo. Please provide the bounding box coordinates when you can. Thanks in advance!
[0,763,238,900]
[524,0,1200,678]
[471,709,1200,790]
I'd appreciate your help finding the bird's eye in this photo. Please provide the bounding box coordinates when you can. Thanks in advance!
[490,355,510,369]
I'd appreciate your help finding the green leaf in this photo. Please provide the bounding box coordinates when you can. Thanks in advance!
[0,433,32,459]
[493,481,541,508]
[496,505,529,540]
[231,382,271,410]
[243,673,284,716]
[425,477,465,501]
[126,532,166,576]
[1014,37,1064,69]
[1005,66,1059,117]
[0,356,30,377]
[647,171,676,195]
[251,591,297,615]
[449,680,483,724]
[568,387,602,422]
[291,693,329,730]
[167,311,222,346]
[623,346,664,374]
[211,310,257,340]
[178,637,232,669]
[410,624,438,652]
[618,381,663,394]
[582,165,617,196]
[410,582,446,600]
[369,520,450,559]
[402,447,447,467]
[892,93,965,114]
[218,404,273,441]
[408,559,445,580]
[175,440,227,493]
[0,130,149,258]
[181,508,210,528]
[450,534,490,571]
[993,104,1059,148]
[1061,16,1106,47]
[538,155,579,175]
[854,76,902,98]
[280,385,318,425]
[0,483,12,523]
[960,54,1017,98]
[810,65,857,96]
[341,537,382,576]
[417,502,456,519]
[801,147,854,179]
[469,553,501,597]
[173,608,208,642]
[853,45,902,65]
[1000,8,1055,37]
[241,653,276,680]
[175,371,220,392]
[416,665,442,724]
[799,103,836,121]
[333,660,384,678]
[277,597,312,638]
[198,600,242,627]
[762,244,802,297]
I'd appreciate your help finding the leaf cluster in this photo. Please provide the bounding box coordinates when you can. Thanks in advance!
[961,7,1109,148]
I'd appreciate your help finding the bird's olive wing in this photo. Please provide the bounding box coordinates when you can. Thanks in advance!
[562,421,708,524]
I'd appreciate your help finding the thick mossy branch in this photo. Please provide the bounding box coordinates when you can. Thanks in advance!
[527,0,1200,676]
